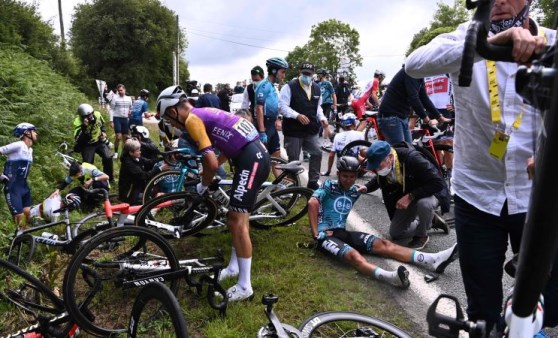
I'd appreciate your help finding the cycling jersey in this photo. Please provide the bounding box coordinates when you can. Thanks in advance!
[184,107,259,158]
[312,179,361,232]
[130,98,148,122]
[29,194,62,222]
[1,140,33,215]
[60,163,108,190]
[318,80,335,105]
[255,78,279,118]
[332,130,364,155]
[351,78,378,119]
[109,95,132,120]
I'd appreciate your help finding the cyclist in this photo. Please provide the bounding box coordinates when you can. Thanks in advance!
[73,103,114,181]
[28,192,81,223]
[1,123,38,226]
[53,161,110,211]
[364,141,450,249]
[157,85,270,302]
[255,57,288,169]
[129,89,151,127]
[351,69,385,122]
[130,124,160,163]
[321,113,364,176]
[406,0,558,331]
[308,156,458,288]
[109,84,133,159]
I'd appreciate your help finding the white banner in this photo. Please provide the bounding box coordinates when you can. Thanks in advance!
[95,79,107,103]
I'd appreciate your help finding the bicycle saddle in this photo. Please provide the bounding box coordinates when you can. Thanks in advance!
[275,161,304,173]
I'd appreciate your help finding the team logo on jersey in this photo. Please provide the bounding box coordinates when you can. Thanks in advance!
[333,196,352,214]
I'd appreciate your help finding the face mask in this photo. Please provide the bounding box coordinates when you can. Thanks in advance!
[377,166,392,176]
[252,80,261,87]
[490,5,528,34]
[300,75,313,86]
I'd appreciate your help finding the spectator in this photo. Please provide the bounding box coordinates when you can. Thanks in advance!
[130,125,160,164]
[109,84,133,159]
[335,76,353,115]
[233,81,244,94]
[241,65,265,122]
[196,84,220,109]
[218,83,232,112]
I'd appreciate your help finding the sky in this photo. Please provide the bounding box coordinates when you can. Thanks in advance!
[27,0,455,88]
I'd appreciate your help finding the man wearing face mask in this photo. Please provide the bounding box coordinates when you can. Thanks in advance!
[242,65,265,124]
[364,141,448,250]
[405,0,558,333]
[279,62,329,190]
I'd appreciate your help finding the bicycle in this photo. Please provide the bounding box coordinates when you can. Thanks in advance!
[62,226,227,336]
[257,293,413,337]
[0,258,82,337]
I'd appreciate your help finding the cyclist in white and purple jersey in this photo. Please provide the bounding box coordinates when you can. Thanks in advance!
[1,123,38,226]
[157,85,270,302]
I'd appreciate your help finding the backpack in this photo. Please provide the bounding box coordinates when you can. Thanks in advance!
[392,141,451,214]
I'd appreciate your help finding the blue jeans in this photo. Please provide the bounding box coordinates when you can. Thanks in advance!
[454,195,558,333]
[378,116,411,145]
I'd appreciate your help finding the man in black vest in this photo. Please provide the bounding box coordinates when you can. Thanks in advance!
[279,62,329,190]
[241,65,265,124]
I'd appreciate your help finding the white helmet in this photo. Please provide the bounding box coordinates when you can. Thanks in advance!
[132,125,150,139]
[156,85,187,118]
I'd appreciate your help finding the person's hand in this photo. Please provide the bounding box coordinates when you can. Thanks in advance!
[488,27,547,64]
[84,179,93,189]
[259,132,268,144]
[275,119,282,131]
[527,156,535,180]
[314,231,328,241]
[49,189,60,198]
[355,184,367,193]
[110,122,114,129]
[439,116,452,124]
[446,104,454,113]
[296,114,310,125]
[82,118,90,127]
[196,182,208,196]
[428,119,439,127]
[396,194,413,209]
[160,162,170,171]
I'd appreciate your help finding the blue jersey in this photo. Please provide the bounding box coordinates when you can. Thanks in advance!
[130,98,148,121]
[312,179,361,232]
[255,78,279,118]
[318,80,335,105]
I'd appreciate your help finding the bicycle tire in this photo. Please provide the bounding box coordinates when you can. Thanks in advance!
[0,258,67,337]
[63,226,180,336]
[339,140,372,158]
[7,234,35,268]
[128,281,188,338]
[135,191,218,239]
[298,311,413,338]
[364,122,379,142]
[142,170,199,204]
[250,187,313,229]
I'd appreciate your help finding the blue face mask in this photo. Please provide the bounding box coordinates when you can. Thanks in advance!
[300,75,313,86]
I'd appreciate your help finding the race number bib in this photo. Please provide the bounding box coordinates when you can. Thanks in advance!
[232,118,258,140]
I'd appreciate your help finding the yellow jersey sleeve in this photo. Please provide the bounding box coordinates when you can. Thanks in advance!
[184,113,212,152]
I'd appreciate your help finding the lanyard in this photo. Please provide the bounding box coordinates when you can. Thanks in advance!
[485,60,523,132]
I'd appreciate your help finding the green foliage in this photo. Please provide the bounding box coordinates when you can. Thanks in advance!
[285,19,362,81]
[532,0,558,28]
[71,0,189,97]
[406,0,470,56]
[0,45,87,226]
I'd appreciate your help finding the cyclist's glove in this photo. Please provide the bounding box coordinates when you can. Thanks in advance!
[314,231,327,242]
[259,132,268,144]
[196,182,209,196]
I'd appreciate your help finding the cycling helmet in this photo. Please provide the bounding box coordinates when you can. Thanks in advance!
[64,193,81,210]
[77,103,94,117]
[139,89,150,98]
[266,57,289,74]
[374,69,386,77]
[131,125,150,139]
[339,113,357,128]
[156,85,187,118]
[13,123,36,138]
[337,156,361,172]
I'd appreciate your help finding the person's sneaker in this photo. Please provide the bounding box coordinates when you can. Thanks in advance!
[431,213,449,234]
[407,236,429,250]
[307,181,320,190]
[395,265,410,289]
[218,268,238,282]
[433,243,458,273]
[227,284,254,302]
[113,152,118,159]
[303,152,310,162]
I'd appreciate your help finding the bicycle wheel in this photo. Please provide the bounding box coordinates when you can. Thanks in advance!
[128,282,188,338]
[0,258,67,336]
[271,156,301,188]
[72,210,115,238]
[7,234,35,268]
[135,191,218,239]
[250,187,313,229]
[143,170,198,204]
[63,226,180,336]
[298,311,413,338]
[364,122,379,142]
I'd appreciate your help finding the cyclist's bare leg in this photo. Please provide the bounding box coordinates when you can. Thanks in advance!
[114,132,122,154]
[270,150,282,178]
[227,211,254,299]
[355,120,366,131]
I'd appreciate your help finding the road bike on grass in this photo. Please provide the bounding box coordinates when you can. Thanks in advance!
[62,226,227,337]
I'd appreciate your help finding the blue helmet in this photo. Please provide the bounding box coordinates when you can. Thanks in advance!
[339,113,357,128]
[266,57,289,75]
[13,123,36,138]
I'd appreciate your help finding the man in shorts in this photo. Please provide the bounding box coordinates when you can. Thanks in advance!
[109,83,133,159]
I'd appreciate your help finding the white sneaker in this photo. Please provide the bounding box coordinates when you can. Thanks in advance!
[218,269,239,282]
[113,152,118,159]
[227,284,253,302]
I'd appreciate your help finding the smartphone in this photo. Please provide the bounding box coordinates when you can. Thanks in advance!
[424,274,439,283]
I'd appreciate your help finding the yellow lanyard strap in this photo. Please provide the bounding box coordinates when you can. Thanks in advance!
[486,60,523,131]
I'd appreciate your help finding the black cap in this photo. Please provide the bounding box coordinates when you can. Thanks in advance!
[251,66,264,76]
[300,62,315,75]
[69,161,82,176]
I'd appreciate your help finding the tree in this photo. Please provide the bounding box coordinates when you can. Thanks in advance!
[285,19,362,81]
[406,0,470,56]
[70,0,188,96]
[532,0,558,28]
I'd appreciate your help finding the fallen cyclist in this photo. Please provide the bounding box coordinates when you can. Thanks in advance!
[307,156,458,288]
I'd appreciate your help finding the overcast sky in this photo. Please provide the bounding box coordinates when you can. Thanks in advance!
[28,0,455,87]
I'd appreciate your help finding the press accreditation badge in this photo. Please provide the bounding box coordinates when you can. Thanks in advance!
[489,129,510,160]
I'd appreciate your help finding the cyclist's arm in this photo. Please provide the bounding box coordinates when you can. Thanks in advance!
[184,116,217,186]
[0,142,18,155]
[255,85,268,132]
[308,196,321,238]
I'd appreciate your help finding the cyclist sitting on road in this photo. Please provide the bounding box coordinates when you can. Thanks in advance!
[308,156,458,288]
[364,141,450,249]
[28,192,81,223]
[52,160,110,211]
[321,113,364,176]
[157,85,270,302]
[130,124,160,165]
[119,138,169,205]
[1,123,38,227]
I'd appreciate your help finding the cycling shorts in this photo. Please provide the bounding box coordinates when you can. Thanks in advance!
[263,118,281,154]
[229,141,270,213]
[318,228,378,259]
[113,117,129,134]
[3,181,32,215]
